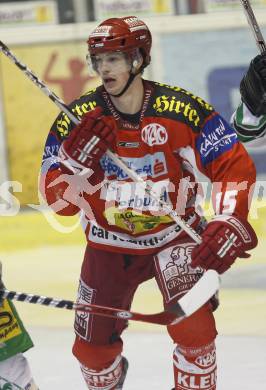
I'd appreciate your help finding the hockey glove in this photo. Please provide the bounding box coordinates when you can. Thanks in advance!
[240,52,266,116]
[59,107,115,173]
[191,215,257,274]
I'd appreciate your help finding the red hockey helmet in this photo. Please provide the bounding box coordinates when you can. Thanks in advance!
[87,16,152,68]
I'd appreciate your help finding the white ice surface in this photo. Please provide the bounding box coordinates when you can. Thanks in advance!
[26,327,266,390]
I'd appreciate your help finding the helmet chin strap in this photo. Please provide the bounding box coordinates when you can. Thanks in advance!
[108,72,136,98]
[105,52,144,98]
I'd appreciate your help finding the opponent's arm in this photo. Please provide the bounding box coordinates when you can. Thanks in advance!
[232,52,266,143]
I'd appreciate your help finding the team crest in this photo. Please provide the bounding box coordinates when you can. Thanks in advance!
[141,123,168,146]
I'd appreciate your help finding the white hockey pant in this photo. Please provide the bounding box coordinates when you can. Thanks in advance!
[0,353,38,389]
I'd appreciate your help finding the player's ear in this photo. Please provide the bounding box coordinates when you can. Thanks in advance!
[132,50,144,74]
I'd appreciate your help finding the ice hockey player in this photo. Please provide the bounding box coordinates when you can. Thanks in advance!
[40,16,258,390]
[0,262,39,389]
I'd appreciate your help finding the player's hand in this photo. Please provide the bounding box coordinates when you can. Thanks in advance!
[240,52,266,116]
[191,215,258,274]
[59,107,115,173]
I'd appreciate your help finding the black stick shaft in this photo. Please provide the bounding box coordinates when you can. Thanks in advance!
[240,0,266,53]
[1,289,74,310]
[0,289,178,325]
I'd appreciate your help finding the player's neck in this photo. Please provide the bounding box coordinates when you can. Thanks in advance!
[110,75,144,115]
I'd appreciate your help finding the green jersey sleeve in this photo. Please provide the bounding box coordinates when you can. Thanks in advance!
[232,102,266,143]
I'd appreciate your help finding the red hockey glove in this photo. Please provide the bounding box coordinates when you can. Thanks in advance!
[59,107,115,173]
[191,215,257,274]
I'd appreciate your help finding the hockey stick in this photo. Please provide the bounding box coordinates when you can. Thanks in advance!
[0,40,202,244]
[240,0,266,53]
[0,270,219,326]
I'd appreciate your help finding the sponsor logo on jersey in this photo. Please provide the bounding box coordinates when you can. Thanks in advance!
[42,134,60,161]
[100,152,167,179]
[155,243,202,302]
[87,213,197,251]
[56,112,71,137]
[43,144,60,159]
[196,115,238,166]
[141,123,168,146]
[155,83,214,111]
[0,300,22,342]
[55,101,97,138]
[71,100,97,119]
[74,280,95,341]
[153,95,201,126]
[104,206,172,234]
[88,223,183,250]
[100,180,170,215]
[117,141,140,148]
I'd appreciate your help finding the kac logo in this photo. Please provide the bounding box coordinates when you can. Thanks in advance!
[141,123,168,146]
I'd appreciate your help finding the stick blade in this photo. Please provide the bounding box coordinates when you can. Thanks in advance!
[178,270,220,317]
[136,270,220,326]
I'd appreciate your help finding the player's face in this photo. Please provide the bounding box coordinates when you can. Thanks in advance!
[92,52,131,95]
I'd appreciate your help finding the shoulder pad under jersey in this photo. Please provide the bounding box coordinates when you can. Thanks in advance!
[52,86,106,140]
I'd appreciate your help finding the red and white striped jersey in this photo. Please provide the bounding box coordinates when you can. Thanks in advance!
[41,80,256,254]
